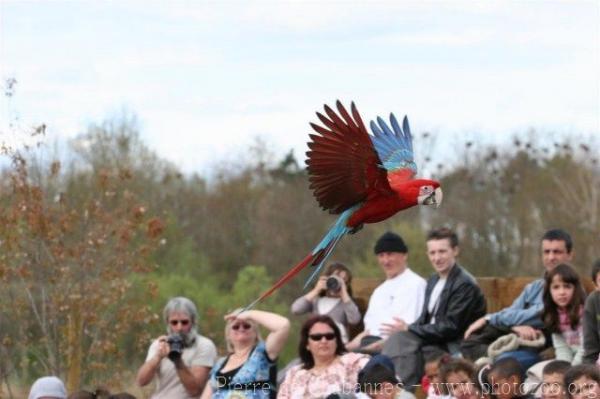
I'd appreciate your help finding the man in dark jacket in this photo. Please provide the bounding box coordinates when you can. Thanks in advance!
[381,227,486,392]
[583,259,600,364]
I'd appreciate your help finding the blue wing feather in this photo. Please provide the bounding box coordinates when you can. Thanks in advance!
[369,120,384,137]
[377,116,394,137]
[368,113,417,174]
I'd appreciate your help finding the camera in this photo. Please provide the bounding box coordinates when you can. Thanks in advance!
[167,334,184,361]
[326,275,343,292]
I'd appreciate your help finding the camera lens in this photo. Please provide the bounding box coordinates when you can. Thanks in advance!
[326,276,341,292]
[167,334,184,361]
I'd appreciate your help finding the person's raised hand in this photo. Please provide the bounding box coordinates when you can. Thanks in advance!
[314,276,327,293]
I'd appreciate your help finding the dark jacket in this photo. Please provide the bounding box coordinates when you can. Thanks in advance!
[408,264,486,344]
[583,290,600,364]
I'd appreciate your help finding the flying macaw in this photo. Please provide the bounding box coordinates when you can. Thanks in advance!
[244,101,442,310]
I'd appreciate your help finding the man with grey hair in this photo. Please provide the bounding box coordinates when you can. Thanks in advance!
[136,296,217,398]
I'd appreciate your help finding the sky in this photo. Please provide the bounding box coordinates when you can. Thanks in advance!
[1,1,599,175]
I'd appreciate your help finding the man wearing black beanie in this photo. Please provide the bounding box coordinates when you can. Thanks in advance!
[373,231,409,255]
[346,231,426,352]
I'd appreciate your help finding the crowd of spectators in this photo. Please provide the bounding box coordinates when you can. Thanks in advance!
[28,228,600,399]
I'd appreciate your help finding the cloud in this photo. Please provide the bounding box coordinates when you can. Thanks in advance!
[369,29,494,47]
[1,1,597,174]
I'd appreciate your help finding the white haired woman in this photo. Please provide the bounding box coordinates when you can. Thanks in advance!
[201,309,290,399]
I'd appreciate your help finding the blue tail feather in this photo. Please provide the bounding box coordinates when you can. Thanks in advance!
[302,205,358,288]
[303,233,344,289]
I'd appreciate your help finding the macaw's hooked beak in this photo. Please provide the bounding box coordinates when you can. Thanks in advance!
[421,187,443,208]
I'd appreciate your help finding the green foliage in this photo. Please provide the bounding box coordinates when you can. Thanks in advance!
[150,220,212,280]
[150,265,289,356]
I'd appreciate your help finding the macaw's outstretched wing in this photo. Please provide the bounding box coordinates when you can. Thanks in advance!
[369,114,417,186]
[306,101,393,214]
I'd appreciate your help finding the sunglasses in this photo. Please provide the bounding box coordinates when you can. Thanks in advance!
[308,333,336,341]
[169,319,190,326]
[231,323,252,331]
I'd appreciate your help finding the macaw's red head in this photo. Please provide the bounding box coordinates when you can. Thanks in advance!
[414,180,443,208]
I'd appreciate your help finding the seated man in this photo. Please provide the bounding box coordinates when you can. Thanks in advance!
[461,229,574,361]
[381,227,487,392]
[136,296,217,398]
[346,231,426,352]
[582,259,600,364]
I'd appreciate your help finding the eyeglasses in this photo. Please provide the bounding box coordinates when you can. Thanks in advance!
[308,333,336,341]
[169,319,190,326]
[231,323,252,331]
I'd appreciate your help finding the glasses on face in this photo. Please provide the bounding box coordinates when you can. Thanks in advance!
[169,319,190,326]
[231,323,252,331]
[308,332,336,341]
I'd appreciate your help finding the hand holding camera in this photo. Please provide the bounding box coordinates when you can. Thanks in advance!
[312,275,328,293]
[166,334,184,361]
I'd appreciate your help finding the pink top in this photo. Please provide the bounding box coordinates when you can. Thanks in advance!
[558,307,582,346]
[278,352,370,398]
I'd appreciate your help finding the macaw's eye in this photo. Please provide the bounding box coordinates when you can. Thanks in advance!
[419,186,434,196]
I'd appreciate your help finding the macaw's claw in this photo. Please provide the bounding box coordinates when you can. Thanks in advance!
[349,224,363,235]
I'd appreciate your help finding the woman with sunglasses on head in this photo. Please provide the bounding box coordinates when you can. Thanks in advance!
[291,262,361,343]
[201,309,290,399]
[278,315,370,399]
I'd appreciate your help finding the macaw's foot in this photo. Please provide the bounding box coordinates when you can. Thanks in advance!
[349,224,363,235]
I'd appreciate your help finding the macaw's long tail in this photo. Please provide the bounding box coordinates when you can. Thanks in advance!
[242,206,358,312]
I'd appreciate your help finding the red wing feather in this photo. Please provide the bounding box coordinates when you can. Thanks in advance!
[306,101,392,214]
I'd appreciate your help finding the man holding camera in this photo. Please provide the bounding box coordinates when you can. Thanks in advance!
[346,231,426,352]
[136,297,217,398]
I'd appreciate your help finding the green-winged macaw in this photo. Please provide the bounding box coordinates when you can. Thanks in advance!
[244,101,442,310]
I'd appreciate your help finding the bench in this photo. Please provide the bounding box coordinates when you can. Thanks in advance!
[350,276,596,337]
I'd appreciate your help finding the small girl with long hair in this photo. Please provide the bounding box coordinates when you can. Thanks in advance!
[542,263,587,365]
